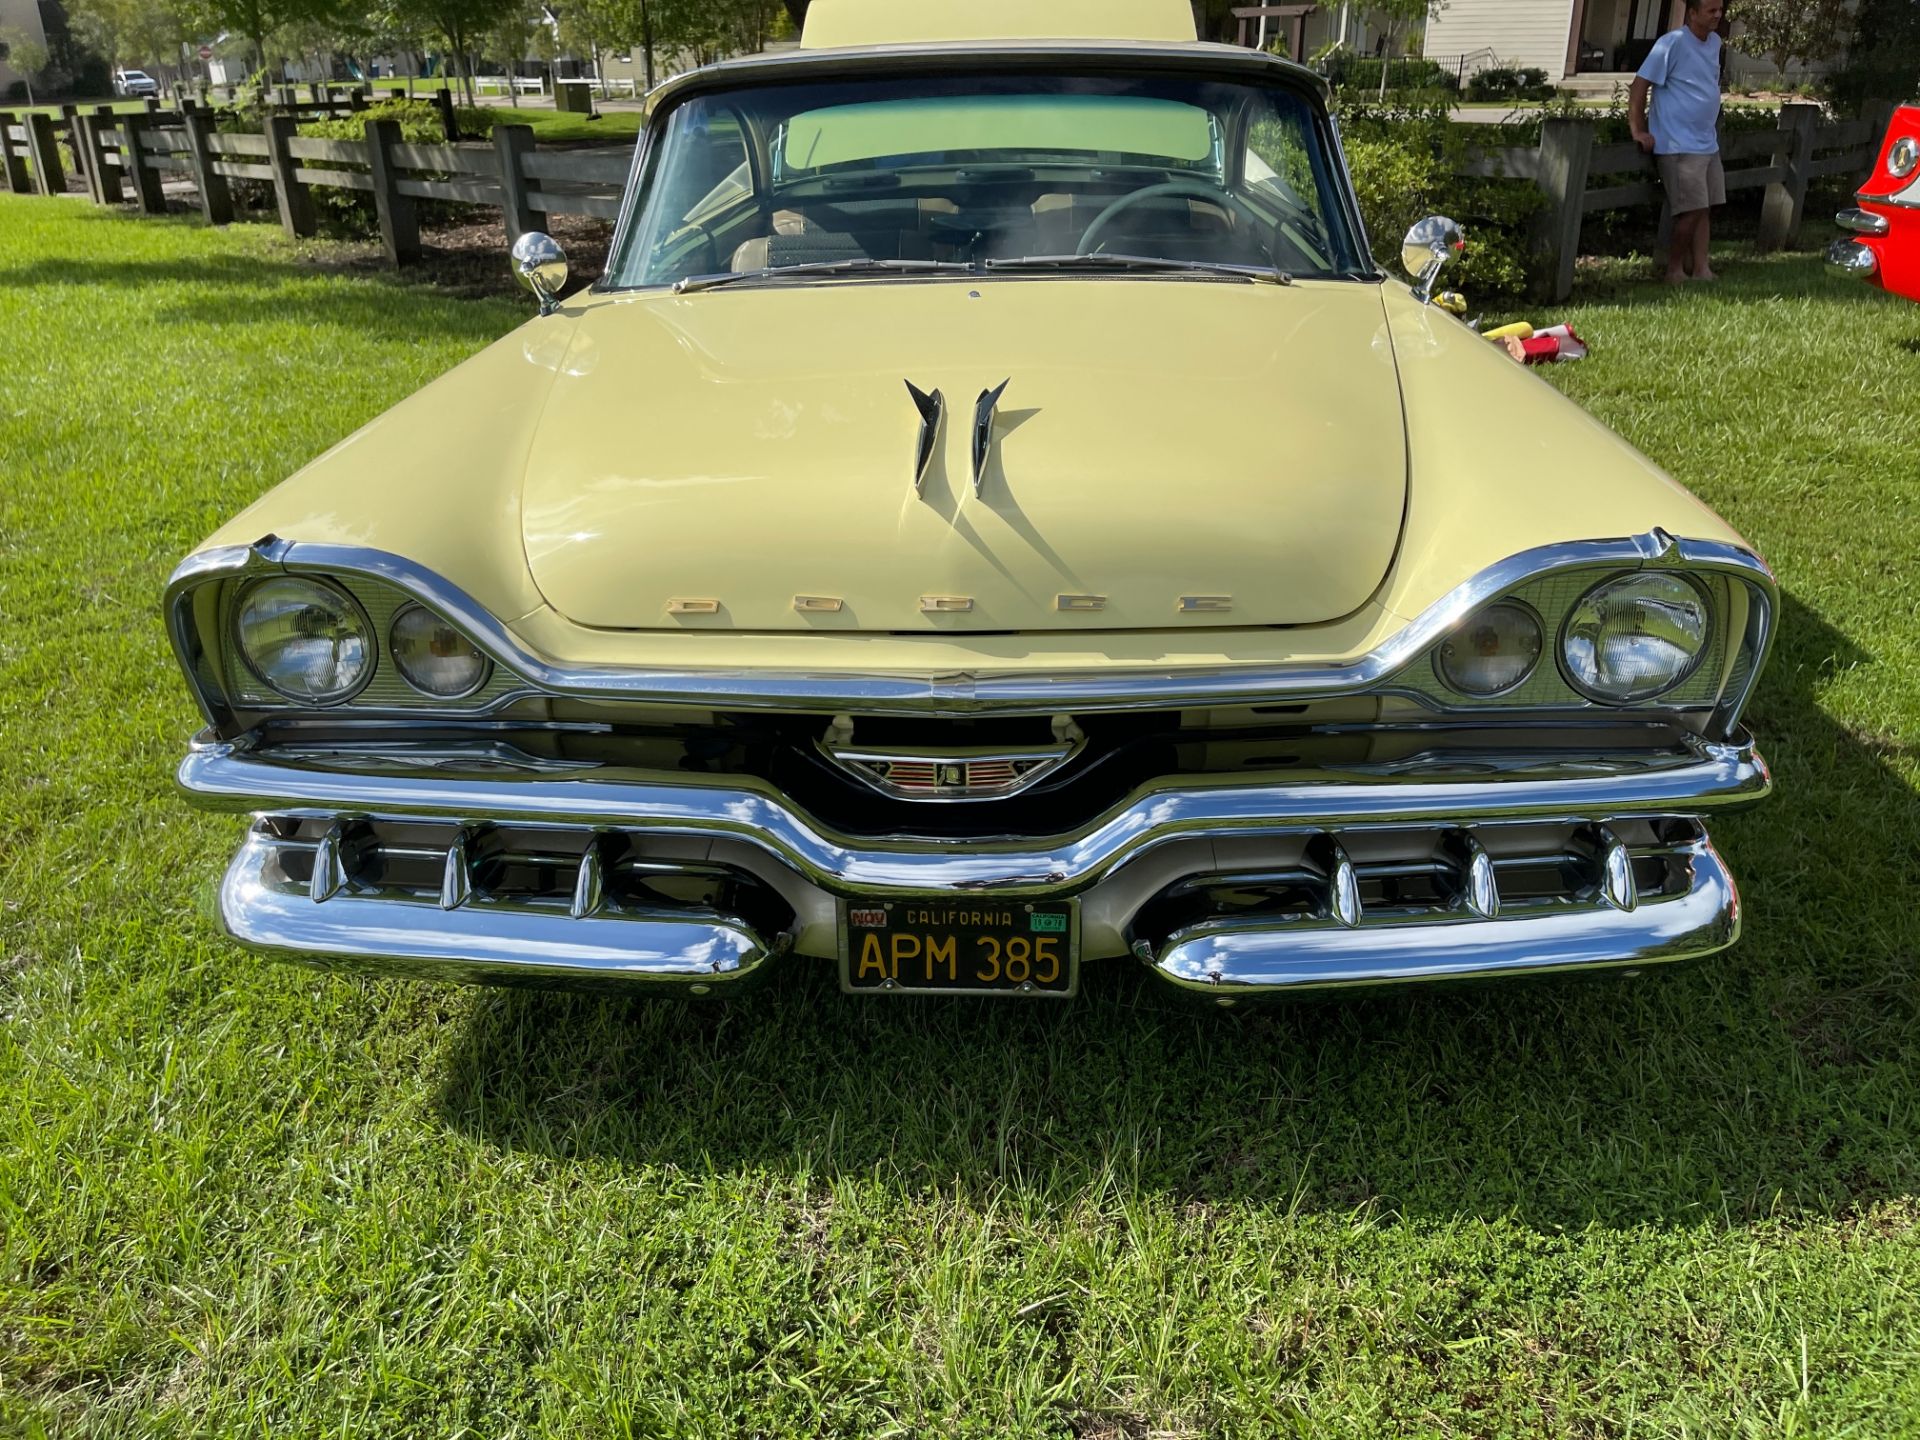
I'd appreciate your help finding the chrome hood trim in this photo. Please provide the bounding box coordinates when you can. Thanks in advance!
[166,529,1776,727]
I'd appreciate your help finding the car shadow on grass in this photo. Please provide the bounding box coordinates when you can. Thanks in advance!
[431,597,1919,1232]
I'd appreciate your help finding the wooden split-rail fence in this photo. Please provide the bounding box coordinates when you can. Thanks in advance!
[0,96,1892,287]
[0,98,629,265]
[1460,100,1895,299]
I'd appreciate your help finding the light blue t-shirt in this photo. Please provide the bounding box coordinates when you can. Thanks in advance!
[1637,27,1722,155]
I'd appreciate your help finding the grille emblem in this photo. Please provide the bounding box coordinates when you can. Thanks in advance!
[819,733,1084,802]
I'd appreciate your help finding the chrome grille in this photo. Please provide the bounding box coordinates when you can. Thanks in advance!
[1129,817,1702,953]
[253,816,796,938]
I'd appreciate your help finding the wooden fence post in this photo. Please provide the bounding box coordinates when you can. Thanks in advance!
[1757,102,1818,252]
[494,123,539,239]
[59,105,88,193]
[432,86,457,142]
[85,108,124,204]
[1535,117,1594,303]
[24,112,64,195]
[0,113,29,193]
[121,111,168,215]
[262,113,315,236]
[365,116,420,265]
[181,104,233,224]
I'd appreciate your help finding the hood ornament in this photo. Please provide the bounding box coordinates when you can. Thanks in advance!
[972,379,1009,496]
[904,381,944,494]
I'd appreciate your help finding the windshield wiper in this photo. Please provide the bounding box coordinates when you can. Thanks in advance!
[674,258,974,294]
[982,253,1292,285]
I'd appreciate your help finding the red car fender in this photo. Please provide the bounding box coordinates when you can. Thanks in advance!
[1833,102,1920,302]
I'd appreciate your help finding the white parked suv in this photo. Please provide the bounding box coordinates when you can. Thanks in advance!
[114,69,161,97]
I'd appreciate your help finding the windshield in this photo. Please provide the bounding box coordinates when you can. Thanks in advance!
[607,69,1368,288]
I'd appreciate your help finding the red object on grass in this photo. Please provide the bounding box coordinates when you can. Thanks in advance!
[1835,103,1920,304]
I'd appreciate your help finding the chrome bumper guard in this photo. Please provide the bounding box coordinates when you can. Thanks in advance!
[182,730,1768,996]
[1829,236,1879,276]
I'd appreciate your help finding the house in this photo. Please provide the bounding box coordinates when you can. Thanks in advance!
[0,0,50,97]
[1423,0,1812,90]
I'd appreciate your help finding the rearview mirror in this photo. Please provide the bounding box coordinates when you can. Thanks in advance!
[511,231,569,316]
[1401,216,1464,305]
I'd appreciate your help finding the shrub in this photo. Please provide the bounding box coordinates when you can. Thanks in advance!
[1465,66,1555,103]
[1325,54,1458,94]
[293,99,502,237]
[1824,0,1920,111]
[299,96,498,146]
[1336,95,1544,302]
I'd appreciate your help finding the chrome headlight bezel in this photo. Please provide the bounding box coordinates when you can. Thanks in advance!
[231,575,377,706]
[1890,135,1919,180]
[388,602,494,700]
[1557,571,1713,705]
[1432,598,1545,698]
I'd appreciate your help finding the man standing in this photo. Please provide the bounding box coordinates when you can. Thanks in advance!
[1630,0,1726,283]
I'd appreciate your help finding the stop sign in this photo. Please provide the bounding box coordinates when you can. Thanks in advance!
[197,44,213,58]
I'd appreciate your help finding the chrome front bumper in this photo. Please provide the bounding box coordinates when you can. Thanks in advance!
[180,730,1769,998]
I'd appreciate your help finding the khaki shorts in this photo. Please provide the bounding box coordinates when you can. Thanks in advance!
[1658,151,1726,214]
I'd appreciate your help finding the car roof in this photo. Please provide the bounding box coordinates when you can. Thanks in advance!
[800,0,1198,48]
[644,36,1330,117]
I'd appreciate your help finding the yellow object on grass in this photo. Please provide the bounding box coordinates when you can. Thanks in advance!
[1482,321,1534,341]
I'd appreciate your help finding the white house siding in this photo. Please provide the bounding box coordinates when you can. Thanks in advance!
[1423,0,1578,79]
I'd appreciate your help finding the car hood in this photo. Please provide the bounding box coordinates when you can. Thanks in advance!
[521,279,1406,631]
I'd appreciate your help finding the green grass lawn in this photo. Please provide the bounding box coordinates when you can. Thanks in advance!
[3,196,1919,1437]
[3,93,644,145]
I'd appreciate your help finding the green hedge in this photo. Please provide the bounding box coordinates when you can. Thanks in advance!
[1337,97,1543,301]
[296,99,500,235]
[1465,66,1555,103]
[1325,56,1460,94]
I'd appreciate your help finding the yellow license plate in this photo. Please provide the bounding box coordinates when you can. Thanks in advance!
[840,899,1077,997]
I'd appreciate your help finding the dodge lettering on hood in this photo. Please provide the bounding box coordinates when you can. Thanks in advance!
[167,0,1775,1002]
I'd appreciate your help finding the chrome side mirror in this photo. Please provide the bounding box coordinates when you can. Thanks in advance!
[1401,216,1465,305]
[511,231,569,316]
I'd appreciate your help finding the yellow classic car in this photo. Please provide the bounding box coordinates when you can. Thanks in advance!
[165,0,1775,1002]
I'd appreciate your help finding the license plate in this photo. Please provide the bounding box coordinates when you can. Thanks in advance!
[840,899,1077,997]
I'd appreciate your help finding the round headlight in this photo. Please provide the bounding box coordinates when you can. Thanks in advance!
[234,577,374,704]
[1436,601,1543,697]
[389,604,490,698]
[1561,573,1710,703]
[1890,135,1919,180]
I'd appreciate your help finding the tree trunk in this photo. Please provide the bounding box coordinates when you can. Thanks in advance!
[641,0,655,91]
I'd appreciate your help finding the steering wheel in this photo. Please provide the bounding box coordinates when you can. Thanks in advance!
[1076,180,1268,255]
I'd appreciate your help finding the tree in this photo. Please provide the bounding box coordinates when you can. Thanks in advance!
[1732,0,1851,81]
[0,27,50,102]
[68,0,195,73]
[1825,0,1920,111]
[482,0,542,102]
[1369,0,1441,99]
[389,0,518,105]
[176,0,335,76]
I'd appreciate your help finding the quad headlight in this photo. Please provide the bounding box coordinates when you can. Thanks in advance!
[389,604,491,698]
[234,577,374,703]
[1436,601,1543,696]
[1561,573,1710,703]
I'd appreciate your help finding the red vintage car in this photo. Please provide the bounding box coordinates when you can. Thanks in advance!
[1831,103,1920,301]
